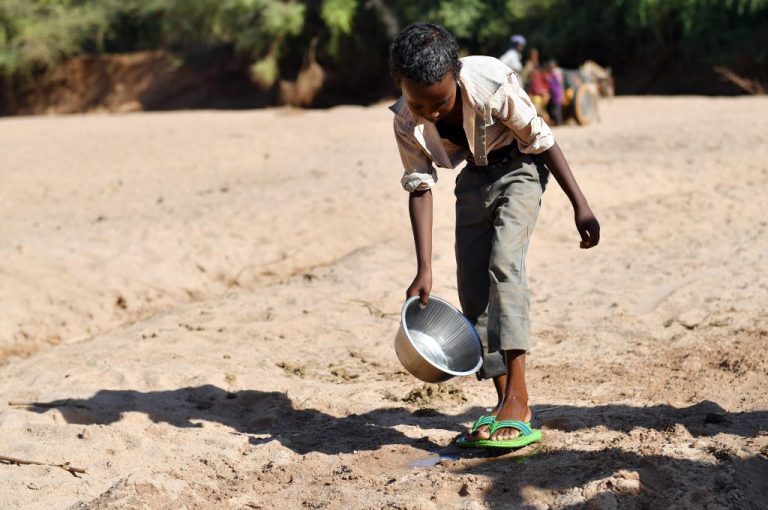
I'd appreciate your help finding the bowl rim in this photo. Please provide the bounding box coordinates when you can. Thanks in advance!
[400,295,483,376]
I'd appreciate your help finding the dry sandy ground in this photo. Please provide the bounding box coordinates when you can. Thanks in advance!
[1,97,767,509]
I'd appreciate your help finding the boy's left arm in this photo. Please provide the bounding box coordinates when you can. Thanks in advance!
[539,141,600,248]
[496,65,600,247]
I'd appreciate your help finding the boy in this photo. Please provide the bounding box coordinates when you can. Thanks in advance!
[388,24,600,448]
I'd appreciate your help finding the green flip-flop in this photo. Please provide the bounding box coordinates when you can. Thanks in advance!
[455,415,496,448]
[475,420,542,449]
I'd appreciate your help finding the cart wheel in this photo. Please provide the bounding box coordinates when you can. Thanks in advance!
[572,84,599,125]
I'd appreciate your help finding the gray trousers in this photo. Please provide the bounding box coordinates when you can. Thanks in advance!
[454,152,548,380]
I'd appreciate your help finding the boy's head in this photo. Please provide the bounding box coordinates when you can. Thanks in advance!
[389,23,461,123]
[389,23,461,87]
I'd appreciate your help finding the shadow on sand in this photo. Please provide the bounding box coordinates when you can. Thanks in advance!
[20,386,768,507]
[455,446,768,508]
[20,384,451,455]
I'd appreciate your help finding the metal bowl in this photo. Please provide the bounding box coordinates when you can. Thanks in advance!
[394,296,483,383]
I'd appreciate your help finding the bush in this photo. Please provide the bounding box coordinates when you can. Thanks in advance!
[0,0,111,75]
[2,0,766,96]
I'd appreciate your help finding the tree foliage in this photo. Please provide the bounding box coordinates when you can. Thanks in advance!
[0,0,110,75]
[321,0,357,55]
[1,0,766,95]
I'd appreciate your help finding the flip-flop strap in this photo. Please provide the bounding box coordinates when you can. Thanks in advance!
[470,415,496,433]
[488,420,534,436]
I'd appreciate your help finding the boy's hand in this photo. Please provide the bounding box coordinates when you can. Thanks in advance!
[406,270,432,307]
[575,204,600,249]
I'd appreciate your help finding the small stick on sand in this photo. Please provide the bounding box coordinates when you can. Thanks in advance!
[0,455,86,476]
[8,400,91,410]
[349,299,399,318]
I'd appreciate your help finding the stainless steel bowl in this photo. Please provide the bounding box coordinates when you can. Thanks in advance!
[394,296,483,383]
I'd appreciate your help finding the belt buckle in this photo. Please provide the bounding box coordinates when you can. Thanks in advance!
[489,155,508,169]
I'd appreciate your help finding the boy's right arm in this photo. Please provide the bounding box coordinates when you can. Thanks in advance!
[392,117,436,306]
[407,189,433,306]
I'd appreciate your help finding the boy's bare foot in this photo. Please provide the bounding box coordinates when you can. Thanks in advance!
[488,395,532,441]
[488,350,531,442]
[460,351,532,443]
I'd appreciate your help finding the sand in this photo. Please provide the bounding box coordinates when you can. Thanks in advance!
[0,96,767,509]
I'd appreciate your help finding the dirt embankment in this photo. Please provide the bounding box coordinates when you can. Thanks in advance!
[0,47,389,116]
[0,50,273,116]
[2,48,765,117]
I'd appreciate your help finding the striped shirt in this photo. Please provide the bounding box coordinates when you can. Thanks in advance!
[390,55,555,192]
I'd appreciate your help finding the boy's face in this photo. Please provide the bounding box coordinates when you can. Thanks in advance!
[400,73,458,123]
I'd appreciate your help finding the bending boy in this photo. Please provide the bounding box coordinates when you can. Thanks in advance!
[388,24,600,448]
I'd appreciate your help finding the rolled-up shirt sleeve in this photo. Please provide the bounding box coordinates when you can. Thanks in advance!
[496,72,554,154]
[393,122,438,192]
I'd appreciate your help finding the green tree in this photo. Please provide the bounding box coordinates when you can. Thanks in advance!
[2,0,767,103]
[136,0,305,88]
[0,0,110,76]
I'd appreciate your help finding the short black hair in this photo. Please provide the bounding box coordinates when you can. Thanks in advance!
[389,23,461,86]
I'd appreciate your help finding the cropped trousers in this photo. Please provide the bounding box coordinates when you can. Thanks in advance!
[454,151,548,380]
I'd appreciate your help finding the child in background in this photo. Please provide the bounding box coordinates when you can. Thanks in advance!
[525,53,549,118]
[388,24,600,448]
[545,59,565,126]
[519,47,540,85]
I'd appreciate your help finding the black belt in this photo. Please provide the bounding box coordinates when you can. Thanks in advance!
[466,144,520,170]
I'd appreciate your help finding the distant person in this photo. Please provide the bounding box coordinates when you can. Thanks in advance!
[527,66,549,97]
[526,62,550,119]
[499,34,526,74]
[522,49,548,118]
[545,59,565,126]
[520,47,540,86]
[388,24,600,449]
